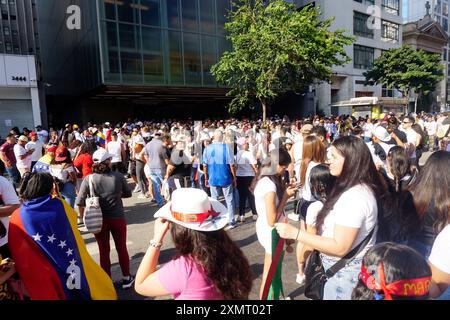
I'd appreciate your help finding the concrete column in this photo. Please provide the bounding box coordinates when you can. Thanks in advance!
[30,87,42,127]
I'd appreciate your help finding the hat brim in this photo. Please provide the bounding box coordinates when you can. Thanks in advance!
[154,198,229,232]
[55,156,68,162]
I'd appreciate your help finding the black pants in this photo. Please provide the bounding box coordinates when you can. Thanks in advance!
[236,176,257,216]
[135,160,148,194]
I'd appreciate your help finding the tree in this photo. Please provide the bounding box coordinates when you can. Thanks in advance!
[211,0,354,123]
[364,45,444,113]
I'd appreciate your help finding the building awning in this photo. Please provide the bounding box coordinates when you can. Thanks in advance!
[332,97,408,107]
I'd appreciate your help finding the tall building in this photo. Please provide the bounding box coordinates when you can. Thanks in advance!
[36,0,234,125]
[296,0,403,116]
[403,0,449,111]
[0,0,44,138]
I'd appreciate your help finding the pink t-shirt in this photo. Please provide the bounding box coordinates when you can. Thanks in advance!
[158,255,224,300]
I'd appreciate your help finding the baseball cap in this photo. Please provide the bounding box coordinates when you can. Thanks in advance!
[18,135,28,142]
[55,146,69,162]
[47,145,58,153]
[73,124,79,129]
[301,124,313,133]
[92,148,113,164]
[29,132,37,138]
[373,126,391,142]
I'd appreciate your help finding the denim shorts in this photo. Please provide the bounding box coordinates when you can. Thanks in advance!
[321,255,363,300]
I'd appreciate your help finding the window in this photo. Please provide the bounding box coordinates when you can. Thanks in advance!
[443,17,448,33]
[354,0,375,5]
[444,48,448,61]
[382,87,394,97]
[140,0,160,27]
[3,26,9,36]
[382,20,399,42]
[435,0,442,14]
[382,0,400,15]
[181,0,199,32]
[5,41,11,52]
[354,45,374,69]
[354,11,374,38]
[183,32,201,84]
[444,2,449,15]
[200,0,215,34]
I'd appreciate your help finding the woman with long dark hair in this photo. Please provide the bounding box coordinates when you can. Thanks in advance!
[407,151,450,258]
[352,242,431,300]
[75,149,133,290]
[252,148,297,299]
[276,136,386,300]
[134,188,252,300]
[380,146,417,194]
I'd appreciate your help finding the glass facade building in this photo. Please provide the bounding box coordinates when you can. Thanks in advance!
[99,0,232,87]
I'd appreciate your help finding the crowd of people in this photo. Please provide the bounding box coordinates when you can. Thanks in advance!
[0,110,449,300]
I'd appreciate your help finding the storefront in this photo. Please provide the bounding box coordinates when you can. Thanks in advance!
[0,55,42,138]
[331,97,408,119]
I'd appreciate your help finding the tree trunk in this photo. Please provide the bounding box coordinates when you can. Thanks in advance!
[261,100,267,127]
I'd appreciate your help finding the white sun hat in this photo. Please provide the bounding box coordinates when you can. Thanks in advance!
[154,188,228,232]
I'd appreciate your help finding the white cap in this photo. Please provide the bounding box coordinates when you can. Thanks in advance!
[92,148,113,164]
[372,126,391,142]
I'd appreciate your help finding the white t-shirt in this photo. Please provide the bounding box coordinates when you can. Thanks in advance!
[305,201,324,227]
[425,121,438,136]
[401,127,419,159]
[107,141,123,163]
[0,176,20,247]
[49,164,75,184]
[428,224,450,275]
[236,150,257,177]
[25,140,45,162]
[319,184,378,261]
[363,123,374,138]
[14,144,32,169]
[293,140,303,181]
[302,161,320,201]
[255,177,282,236]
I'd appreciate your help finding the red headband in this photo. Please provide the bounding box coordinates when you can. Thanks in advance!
[359,263,431,300]
[170,206,220,226]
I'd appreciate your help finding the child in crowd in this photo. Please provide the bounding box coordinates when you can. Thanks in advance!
[352,242,432,300]
[296,164,336,284]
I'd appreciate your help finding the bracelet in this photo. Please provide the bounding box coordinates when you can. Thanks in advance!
[149,240,162,249]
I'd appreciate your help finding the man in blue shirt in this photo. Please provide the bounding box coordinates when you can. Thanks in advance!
[203,130,237,229]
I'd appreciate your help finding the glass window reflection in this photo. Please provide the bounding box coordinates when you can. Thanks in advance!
[141,0,161,27]
[184,32,201,85]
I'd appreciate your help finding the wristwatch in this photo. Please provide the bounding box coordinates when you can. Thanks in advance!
[149,239,162,249]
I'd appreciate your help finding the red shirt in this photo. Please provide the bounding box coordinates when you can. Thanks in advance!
[0,142,16,165]
[73,153,93,178]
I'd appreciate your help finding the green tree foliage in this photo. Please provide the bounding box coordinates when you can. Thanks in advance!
[211,0,354,122]
[364,45,444,106]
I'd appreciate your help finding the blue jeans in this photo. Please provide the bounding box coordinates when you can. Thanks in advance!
[5,165,20,184]
[322,255,363,300]
[210,185,235,225]
[149,168,164,207]
[61,182,76,208]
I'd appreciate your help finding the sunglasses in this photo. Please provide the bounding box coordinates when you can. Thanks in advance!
[402,121,410,124]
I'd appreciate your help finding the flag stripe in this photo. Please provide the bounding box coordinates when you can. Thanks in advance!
[59,200,117,300]
[19,197,91,300]
[9,209,67,300]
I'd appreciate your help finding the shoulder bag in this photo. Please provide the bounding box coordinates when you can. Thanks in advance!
[83,175,103,234]
[303,227,375,300]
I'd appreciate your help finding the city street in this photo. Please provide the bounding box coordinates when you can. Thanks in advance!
[81,152,433,300]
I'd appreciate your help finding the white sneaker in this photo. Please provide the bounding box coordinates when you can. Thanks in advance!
[288,213,300,222]
[240,216,245,223]
[253,215,258,221]
[296,274,305,285]
[133,185,141,193]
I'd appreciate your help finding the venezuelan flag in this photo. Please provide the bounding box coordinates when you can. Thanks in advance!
[8,196,117,300]
[96,131,106,147]
[32,154,53,173]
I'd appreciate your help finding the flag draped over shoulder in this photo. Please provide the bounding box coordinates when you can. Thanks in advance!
[8,196,117,300]
[96,132,106,147]
[261,228,285,300]
[32,154,53,173]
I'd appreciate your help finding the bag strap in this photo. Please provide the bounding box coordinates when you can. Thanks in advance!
[88,174,95,198]
[324,226,375,279]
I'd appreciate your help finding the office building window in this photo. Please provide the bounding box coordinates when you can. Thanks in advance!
[4,26,10,36]
[382,0,400,15]
[382,20,399,42]
[183,32,201,84]
[443,17,448,33]
[181,0,199,32]
[140,0,160,27]
[354,11,374,38]
[354,0,375,5]
[436,0,442,14]
[354,44,374,69]
[444,1,449,15]
[382,87,394,97]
